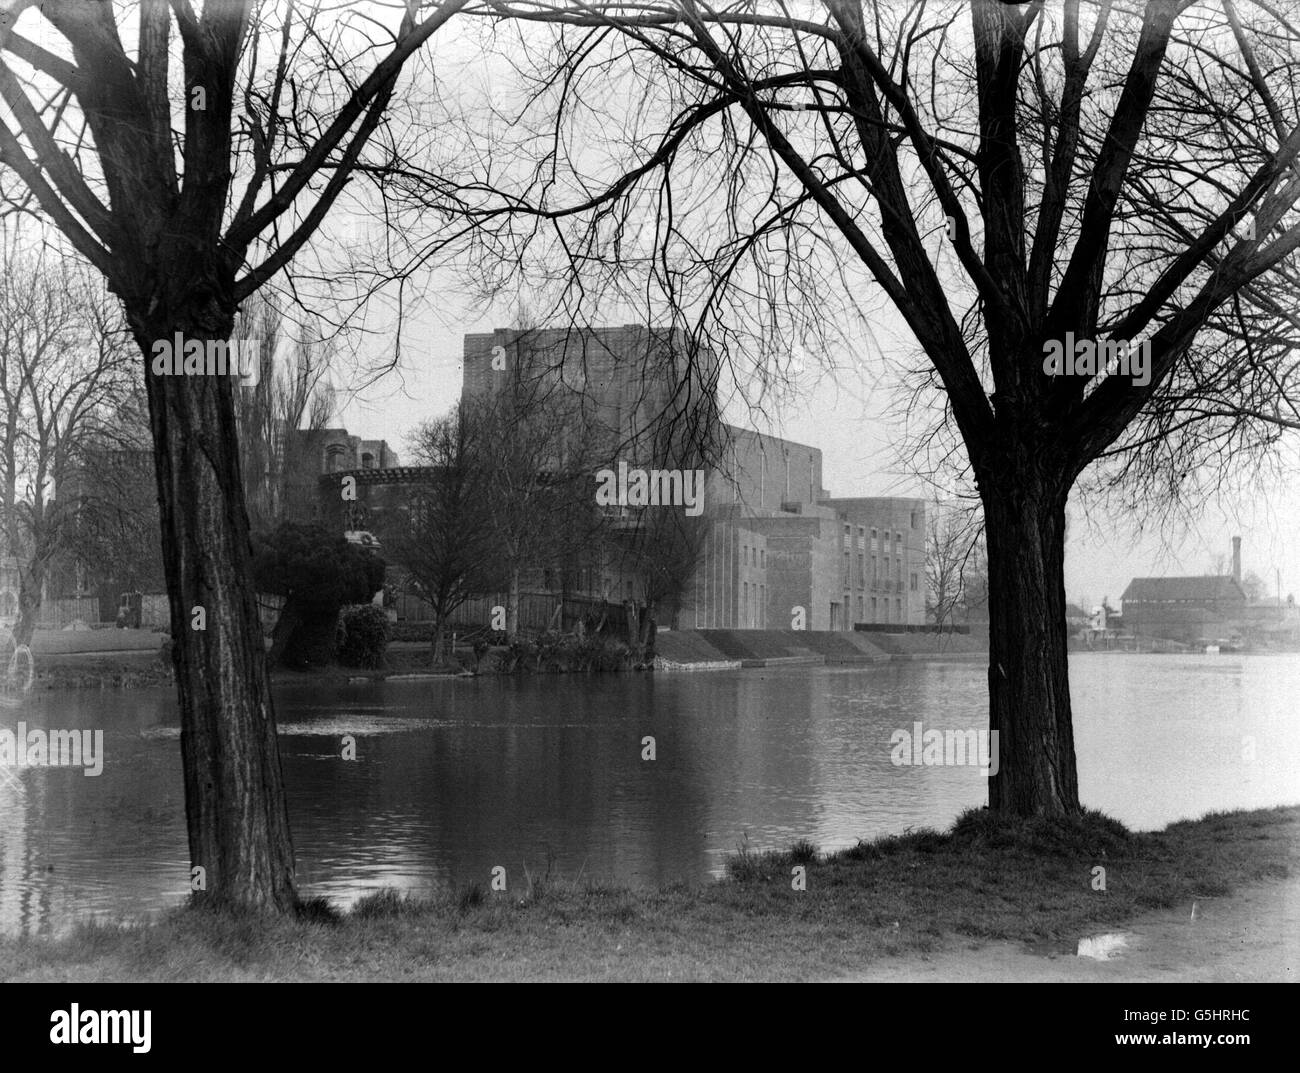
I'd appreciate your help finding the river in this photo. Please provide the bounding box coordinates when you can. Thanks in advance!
[1,653,1297,934]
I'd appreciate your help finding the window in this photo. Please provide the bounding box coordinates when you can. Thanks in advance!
[911,511,918,528]
[857,595,864,622]
[760,584,766,627]
[760,549,765,569]
[894,536,902,556]
[872,556,878,584]
[871,527,878,545]
[911,573,918,592]
[871,597,878,621]
[361,452,374,469]
[897,598,902,619]
[844,550,850,578]
[858,554,865,587]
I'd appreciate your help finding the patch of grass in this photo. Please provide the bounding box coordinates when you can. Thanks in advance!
[1,805,1295,982]
[456,883,485,913]
[296,896,342,924]
[351,890,414,920]
[789,839,819,864]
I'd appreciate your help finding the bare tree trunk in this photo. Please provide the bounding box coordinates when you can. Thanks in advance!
[981,471,1080,819]
[640,600,657,661]
[431,607,448,665]
[267,602,303,670]
[625,599,642,660]
[132,315,297,915]
[12,559,45,648]
[507,566,521,642]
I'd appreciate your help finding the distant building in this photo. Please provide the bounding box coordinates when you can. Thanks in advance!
[460,327,928,632]
[1120,575,1247,641]
[297,428,399,476]
[1118,536,1284,644]
[819,497,926,629]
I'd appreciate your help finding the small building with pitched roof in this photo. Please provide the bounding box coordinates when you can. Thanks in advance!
[1120,574,1247,644]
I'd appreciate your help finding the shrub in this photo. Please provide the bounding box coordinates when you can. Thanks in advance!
[253,522,385,668]
[337,604,390,669]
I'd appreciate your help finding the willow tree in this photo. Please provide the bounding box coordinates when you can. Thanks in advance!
[0,0,469,911]
[471,0,1300,816]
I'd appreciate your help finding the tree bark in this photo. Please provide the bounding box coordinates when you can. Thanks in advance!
[981,470,1081,818]
[131,313,298,915]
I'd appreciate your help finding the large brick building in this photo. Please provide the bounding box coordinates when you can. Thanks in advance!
[463,326,927,631]
[679,433,925,630]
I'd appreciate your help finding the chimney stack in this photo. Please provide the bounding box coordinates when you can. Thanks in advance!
[1232,536,1242,584]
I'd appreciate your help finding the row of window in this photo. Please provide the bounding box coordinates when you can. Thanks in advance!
[847,595,906,623]
[844,523,911,555]
[742,544,766,569]
[841,551,919,590]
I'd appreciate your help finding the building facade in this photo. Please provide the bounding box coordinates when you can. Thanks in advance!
[451,325,929,632]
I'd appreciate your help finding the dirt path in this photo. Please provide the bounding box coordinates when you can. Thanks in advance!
[829,876,1298,982]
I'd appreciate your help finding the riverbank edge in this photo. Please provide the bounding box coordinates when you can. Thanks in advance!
[2,804,1294,982]
[25,626,1297,690]
[25,639,991,690]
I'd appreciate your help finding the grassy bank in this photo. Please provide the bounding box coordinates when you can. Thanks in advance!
[2,804,1294,982]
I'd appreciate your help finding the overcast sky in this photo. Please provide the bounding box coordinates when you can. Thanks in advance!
[12,2,1295,612]
[321,10,1300,613]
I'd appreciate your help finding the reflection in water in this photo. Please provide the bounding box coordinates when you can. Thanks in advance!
[1,654,1298,935]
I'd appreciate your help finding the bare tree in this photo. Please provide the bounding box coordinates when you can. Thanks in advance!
[232,297,337,534]
[379,405,501,664]
[1241,570,1266,600]
[616,502,711,641]
[63,379,166,617]
[471,373,602,641]
[0,0,470,912]
[926,501,984,629]
[0,245,134,645]
[465,0,1300,818]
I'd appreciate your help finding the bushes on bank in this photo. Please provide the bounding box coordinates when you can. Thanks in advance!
[337,604,390,669]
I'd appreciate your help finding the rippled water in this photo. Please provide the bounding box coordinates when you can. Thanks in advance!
[1,653,1297,935]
